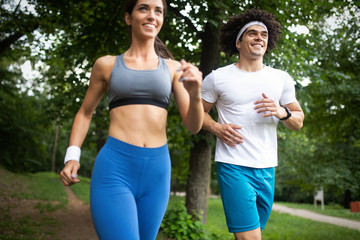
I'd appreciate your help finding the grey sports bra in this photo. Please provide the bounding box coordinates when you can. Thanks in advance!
[107,54,172,110]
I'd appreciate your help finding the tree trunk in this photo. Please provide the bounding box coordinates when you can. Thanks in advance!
[185,20,220,224]
[186,131,213,223]
[51,124,59,172]
[95,105,106,153]
[93,100,107,152]
[344,189,351,209]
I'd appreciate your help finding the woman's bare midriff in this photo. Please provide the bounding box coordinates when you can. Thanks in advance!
[108,104,168,148]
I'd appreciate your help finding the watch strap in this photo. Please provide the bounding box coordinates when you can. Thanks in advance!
[280,107,292,121]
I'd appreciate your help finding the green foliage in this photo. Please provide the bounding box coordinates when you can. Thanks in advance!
[0,59,52,172]
[167,100,192,192]
[161,203,214,240]
[275,2,360,205]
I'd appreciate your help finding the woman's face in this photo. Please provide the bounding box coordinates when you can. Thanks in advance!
[125,0,164,40]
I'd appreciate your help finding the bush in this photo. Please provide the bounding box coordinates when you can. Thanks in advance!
[160,203,215,240]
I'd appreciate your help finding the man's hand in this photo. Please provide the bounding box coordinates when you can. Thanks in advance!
[212,122,244,147]
[60,160,80,186]
[253,93,287,119]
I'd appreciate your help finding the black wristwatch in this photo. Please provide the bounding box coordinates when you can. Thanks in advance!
[280,107,292,121]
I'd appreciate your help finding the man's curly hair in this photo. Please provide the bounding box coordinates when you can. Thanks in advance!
[219,8,282,57]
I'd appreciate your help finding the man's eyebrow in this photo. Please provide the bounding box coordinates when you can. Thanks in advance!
[246,29,268,34]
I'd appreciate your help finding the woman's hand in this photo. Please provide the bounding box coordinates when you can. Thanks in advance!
[60,161,81,186]
[178,59,203,98]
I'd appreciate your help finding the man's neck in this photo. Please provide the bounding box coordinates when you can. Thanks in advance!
[235,56,264,72]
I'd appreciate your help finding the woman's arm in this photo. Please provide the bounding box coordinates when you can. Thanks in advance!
[60,56,114,186]
[171,60,204,134]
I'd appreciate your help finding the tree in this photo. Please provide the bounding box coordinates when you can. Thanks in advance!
[0,54,52,172]
[274,1,360,207]
[302,5,360,206]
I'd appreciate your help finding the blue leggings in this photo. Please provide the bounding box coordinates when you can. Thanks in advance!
[90,136,171,240]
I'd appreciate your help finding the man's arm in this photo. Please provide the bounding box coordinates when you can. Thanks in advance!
[202,100,244,147]
[279,101,304,131]
[254,93,304,131]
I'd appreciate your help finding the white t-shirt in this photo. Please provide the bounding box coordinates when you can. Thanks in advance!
[201,64,297,168]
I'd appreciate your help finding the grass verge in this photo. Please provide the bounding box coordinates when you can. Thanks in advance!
[277,202,360,222]
[70,176,91,204]
[159,196,360,240]
[0,167,66,239]
[1,167,359,240]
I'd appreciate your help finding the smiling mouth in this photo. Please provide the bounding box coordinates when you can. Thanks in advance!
[144,24,156,29]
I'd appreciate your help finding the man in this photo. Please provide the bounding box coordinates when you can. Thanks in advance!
[201,9,304,240]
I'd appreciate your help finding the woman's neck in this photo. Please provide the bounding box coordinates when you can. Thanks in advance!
[126,37,157,60]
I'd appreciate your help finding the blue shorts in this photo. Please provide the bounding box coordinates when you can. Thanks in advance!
[90,136,171,240]
[216,162,275,233]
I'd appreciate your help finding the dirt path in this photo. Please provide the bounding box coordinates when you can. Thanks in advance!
[51,187,98,240]
[272,203,360,231]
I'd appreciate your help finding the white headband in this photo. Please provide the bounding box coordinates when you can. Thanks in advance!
[235,21,268,44]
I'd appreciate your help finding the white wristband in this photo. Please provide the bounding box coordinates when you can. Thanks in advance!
[64,146,81,164]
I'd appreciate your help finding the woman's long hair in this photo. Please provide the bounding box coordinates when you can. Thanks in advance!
[125,0,174,59]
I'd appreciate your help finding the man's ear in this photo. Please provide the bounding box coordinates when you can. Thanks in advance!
[125,12,132,26]
[236,39,241,50]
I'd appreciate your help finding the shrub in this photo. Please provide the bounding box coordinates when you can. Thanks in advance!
[160,203,214,240]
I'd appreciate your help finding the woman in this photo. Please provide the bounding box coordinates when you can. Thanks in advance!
[59,0,203,239]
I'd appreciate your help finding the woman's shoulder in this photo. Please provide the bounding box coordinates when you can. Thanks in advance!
[164,58,181,69]
[90,55,117,81]
[94,55,117,67]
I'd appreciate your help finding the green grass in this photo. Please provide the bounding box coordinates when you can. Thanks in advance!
[0,168,67,209]
[70,176,91,204]
[263,211,360,240]
[277,202,360,222]
[0,168,64,240]
[161,196,360,240]
[67,178,360,240]
[0,210,57,240]
[206,198,233,239]
[1,167,360,240]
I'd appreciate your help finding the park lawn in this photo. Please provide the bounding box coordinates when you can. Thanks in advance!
[206,197,360,240]
[262,211,360,240]
[0,167,66,240]
[70,176,91,204]
[1,167,360,240]
[0,168,67,210]
[163,196,360,240]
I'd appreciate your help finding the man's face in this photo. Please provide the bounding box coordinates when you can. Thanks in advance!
[236,25,268,59]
